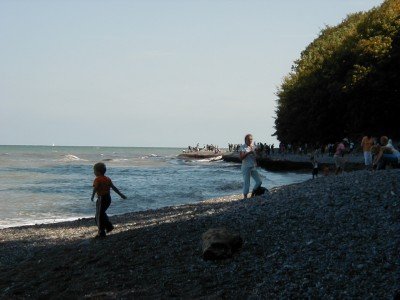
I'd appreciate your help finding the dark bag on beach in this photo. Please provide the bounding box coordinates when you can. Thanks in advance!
[251,186,267,197]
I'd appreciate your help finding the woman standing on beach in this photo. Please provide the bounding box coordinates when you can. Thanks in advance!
[361,134,374,169]
[240,134,262,198]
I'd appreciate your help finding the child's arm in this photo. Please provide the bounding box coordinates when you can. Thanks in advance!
[111,183,127,199]
[91,188,96,201]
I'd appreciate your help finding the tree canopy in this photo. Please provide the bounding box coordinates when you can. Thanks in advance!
[274,0,400,144]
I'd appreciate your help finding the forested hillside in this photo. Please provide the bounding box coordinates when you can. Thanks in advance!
[274,0,400,144]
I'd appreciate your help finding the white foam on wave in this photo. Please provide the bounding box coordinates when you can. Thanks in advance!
[141,154,159,159]
[61,154,85,162]
[107,158,129,162]
[0,215,92,229]
[197,156,223,162]
[210,156,222,161]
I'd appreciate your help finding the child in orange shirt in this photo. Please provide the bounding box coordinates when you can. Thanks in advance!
[91,162,126,238]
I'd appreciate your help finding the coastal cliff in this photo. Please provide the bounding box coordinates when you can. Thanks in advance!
[1,169,398,298]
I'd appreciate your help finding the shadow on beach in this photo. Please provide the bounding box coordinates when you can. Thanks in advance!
[1,170,399,298]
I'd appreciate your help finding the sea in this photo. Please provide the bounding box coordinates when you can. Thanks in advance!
[0,145,310,229]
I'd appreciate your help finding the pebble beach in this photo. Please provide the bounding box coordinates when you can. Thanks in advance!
[1,169,399,299]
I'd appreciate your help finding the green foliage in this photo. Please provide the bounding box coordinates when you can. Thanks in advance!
[274,0,400,144]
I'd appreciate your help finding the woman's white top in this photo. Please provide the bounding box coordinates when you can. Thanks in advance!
[240,144,257,168]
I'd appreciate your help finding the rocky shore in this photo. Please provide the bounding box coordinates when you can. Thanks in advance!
[1,169,399,299]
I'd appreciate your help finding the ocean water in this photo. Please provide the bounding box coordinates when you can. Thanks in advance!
[0,146,310,228]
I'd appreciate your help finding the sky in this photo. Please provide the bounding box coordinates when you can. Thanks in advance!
[0,0,384,148]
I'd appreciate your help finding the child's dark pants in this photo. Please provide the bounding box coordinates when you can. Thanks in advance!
[312,167,318,178]
[96,194,113,235]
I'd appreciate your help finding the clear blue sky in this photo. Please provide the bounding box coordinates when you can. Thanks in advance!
[0,0,383,147]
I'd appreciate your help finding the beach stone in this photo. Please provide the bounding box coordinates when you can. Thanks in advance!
[201,228,243,260]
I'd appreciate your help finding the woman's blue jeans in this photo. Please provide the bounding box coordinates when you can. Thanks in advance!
[242,166,262,196]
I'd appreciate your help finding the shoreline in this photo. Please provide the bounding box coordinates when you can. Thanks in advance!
[222,152,365,171]
[1,169,399,298]
[0,215,94,230]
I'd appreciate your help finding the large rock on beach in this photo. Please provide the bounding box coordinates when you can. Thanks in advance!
[202,228,243,260]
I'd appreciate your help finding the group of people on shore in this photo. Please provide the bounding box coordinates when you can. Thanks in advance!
[231,140,359,159]
[237,134,400,192]
[315,135,399,176]
[229,143,277,155]
[362,135,400,170]
[268,141,358,157]
[185,143,221,154]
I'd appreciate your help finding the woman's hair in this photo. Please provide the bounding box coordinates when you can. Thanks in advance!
[93,162,106,175]
[244,134,253,143]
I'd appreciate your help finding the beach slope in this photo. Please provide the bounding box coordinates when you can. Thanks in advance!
[0,170,399,298]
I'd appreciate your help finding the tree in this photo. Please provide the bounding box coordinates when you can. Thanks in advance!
[274,0,400,144]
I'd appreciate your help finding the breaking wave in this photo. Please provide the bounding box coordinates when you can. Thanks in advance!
[60,154,83,162]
